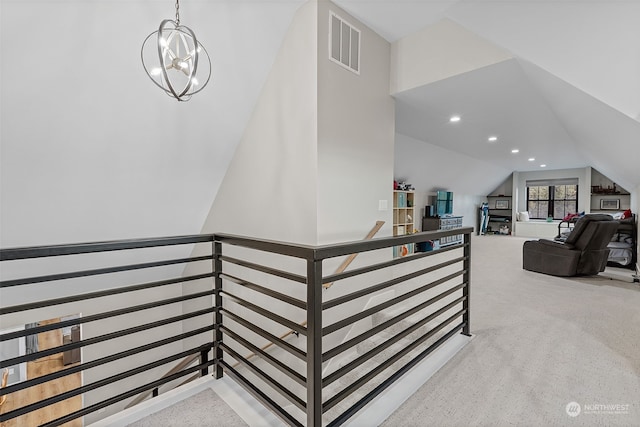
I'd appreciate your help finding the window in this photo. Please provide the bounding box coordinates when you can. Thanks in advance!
[526,179,578,220]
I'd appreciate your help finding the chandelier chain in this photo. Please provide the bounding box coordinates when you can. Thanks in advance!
[175,0,180,25]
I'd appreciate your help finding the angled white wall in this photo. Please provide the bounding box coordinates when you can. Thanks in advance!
[390,18,512,94]
[199,1,318,244]
[0,1,302,247]
[448,1,640,120]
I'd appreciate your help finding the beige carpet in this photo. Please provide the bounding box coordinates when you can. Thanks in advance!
[382,234,640,427]
[127,388,247,427]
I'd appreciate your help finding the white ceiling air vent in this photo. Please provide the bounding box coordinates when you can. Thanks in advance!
[329,11,360,74]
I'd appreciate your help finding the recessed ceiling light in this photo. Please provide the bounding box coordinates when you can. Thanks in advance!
[449,115,461,123]
[540,164,547,168]
[488,136,498,142]
[511,149,519,153]
[528,157,535,162]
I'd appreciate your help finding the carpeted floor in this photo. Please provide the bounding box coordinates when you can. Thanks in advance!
[127,388,248,427]
[126,235,639,426]
[382,234,640,427]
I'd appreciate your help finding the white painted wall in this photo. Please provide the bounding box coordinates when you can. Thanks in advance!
[0,1,303,424]
[316,0,395,244]
[390,19,512,95]
[394,132,511,229]
[198,2,318,244]
[0,1,302,248]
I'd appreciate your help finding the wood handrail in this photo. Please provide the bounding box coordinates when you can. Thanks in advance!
[125,352,201,409]
[0,368,8,406]
[323,221,385,289]
[234,221,385,366]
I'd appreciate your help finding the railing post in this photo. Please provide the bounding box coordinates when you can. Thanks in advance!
[462,231,471,336]
[307,256,323,427]
[213,238,224,379]
[200,347,209,377]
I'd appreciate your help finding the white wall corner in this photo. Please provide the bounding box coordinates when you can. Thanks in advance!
[317,0,395,244]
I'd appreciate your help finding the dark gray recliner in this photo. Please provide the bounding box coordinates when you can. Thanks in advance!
[522,214,619,276]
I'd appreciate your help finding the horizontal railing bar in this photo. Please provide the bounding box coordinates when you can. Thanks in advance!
[0,234,214,261]
[1,344,213,422]
[0,255,212,288]
[1,289,215,342]
[326,323,465,427]
[323,294,465,386]
[314,228,473,261]
[323,256,465,310]
[2,325,215,396]
[323,285,465,361]
[221,343,306,411]
[221,290,307,336]
[221,361,304,427]
[126,353,203,409]
[325,285,452,363]
[221,309,306,361]
[221,326,306,387]
[1,307,214,368]
[322,244,464,285]
[0,272,213,315]
[220,255,306,284]
[323,310,465,412]
[322,269,465,336]
[221,273,306,310]
[216,233,316,259]
[38,358,216,427]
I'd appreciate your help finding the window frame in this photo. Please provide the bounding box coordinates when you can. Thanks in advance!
[526,184,578,220]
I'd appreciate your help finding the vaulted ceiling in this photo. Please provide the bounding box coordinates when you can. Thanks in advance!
[334,0,640,191]
[1,0,639,246]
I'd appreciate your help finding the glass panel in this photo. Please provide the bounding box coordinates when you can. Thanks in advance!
[566,185,577,199]
[566,201,577,214]
[555,185,566,199]
[350,29,359,71]
[554,203,565,220]
[529,186,538,199]
[539,186,549,200]
[341,22,350,66]
[331,15,341,61]
[539,201,549,218]
[528,201,540,218]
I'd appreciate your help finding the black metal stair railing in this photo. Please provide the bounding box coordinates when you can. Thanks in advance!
[213,227,472,426]
[0,227,472,426]
[0,235,217,426]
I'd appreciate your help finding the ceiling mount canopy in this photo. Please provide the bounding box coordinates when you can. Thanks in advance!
[141,0,211,102]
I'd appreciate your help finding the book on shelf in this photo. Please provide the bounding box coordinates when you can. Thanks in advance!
[397,192,406,208]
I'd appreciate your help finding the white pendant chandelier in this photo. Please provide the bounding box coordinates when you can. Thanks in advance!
[141,0,211,101]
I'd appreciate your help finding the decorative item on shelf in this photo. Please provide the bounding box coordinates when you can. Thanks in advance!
[600,199,620,210]
[495,200,509,209]
[141,0,212,101]
[395,181,414,191]
[591,184,620,195]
